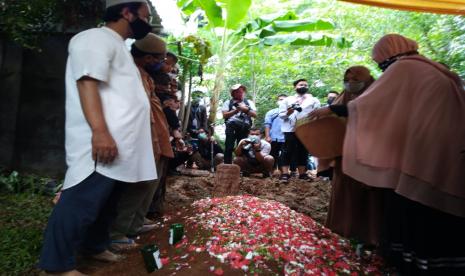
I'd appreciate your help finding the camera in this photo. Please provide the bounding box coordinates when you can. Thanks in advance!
[233,102,240,108]
[242,136,259,151]
[290,103,302,112]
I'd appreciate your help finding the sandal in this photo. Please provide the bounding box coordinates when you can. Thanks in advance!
[109,238,138,252]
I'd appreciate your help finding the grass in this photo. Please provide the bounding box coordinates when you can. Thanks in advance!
[0,191,52,275]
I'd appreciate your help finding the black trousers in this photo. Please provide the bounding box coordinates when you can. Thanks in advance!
[39,172,124,272]
[281,132,308,167]
[270,141,284,169]
[224,125,249,164]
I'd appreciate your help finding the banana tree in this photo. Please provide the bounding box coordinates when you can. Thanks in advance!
[177,0,351,129]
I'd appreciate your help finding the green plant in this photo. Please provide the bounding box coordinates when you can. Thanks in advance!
[0,171,60,195]
[0,193,52,275]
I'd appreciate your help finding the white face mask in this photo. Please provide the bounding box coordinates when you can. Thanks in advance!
[343,81,365,94]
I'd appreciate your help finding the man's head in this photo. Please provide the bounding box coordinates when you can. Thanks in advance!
[197,128,209,141]
[161,52,178,74]
[163,95,178,110]
[104,0,152,40]
[326,91,339,105]
[248,127,261,139]
[191,91,204,106]
[276,94,287,106]
[293,79,308,95]
[230,84,246,101]
[131,33,166,72]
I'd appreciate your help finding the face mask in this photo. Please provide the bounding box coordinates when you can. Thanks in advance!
[130,17,152,40]
[296,87,308,95]
[327,97,336,105]
[198,133,207,140]
[343,81,365,94]
[378,58,398,72]
[145,61,164,75]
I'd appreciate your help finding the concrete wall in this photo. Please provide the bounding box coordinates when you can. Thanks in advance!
[0,35,71,176]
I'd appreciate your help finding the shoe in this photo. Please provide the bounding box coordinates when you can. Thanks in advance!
[241,171,250,177]
[109,238,139,252]
[298,174,313,181]
[279,173,290,183]
[262,172,271,178]
[91,250,126,262]
[290,171,298,178]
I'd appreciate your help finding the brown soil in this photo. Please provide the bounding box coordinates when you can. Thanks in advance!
[78,174,332,275]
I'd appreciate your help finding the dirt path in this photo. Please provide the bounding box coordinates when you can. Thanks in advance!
[80,174,334,275]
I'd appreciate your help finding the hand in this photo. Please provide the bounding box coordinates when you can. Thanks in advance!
[237,103,249,113]
[92,129,118,164]
[253,142,261,151]
[308,107,332,120]
[286,107,294,116]
[265,136,272,143]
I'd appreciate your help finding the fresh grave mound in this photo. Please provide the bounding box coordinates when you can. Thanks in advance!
[187,195,383,275]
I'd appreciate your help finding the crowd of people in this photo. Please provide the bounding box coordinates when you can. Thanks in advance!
[38,0,465,275]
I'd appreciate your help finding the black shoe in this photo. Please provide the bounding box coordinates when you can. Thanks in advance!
[279,173,290,183]
[241,171,250,177]
[298,174,313,181]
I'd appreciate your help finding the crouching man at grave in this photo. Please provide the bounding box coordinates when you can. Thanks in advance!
[233,127,274,178]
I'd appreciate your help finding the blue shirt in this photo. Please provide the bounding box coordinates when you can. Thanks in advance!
[264,108,285,142]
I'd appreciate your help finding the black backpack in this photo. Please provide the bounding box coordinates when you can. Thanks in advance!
[226,98,252,131]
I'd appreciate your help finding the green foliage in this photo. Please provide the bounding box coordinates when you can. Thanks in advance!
[0,193,51,275]
[0,170,60,195]
[0,0,59,48]
[219,0,465,125]
[0,0,105,49]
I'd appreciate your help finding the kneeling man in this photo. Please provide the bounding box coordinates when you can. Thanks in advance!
[233,127,274,178]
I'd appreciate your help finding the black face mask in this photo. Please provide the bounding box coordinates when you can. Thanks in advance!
[130,17,152,39]
[296,87,308,95]
[378,58,398,72]
[378,50,418,72]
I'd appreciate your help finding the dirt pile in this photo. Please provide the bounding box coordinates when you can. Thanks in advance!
[165,174,331,224]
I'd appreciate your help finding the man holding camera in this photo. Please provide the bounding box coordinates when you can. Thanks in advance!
[278,79,320,183]
[222,84,257,164]
[233,127,274,178]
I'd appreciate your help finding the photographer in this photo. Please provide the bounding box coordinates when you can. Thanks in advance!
[222,84,257,164]
[233,127,274,178]
[278,79,320,183]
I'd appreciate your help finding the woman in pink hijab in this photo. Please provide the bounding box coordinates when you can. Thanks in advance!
[311,66,385,249]
[341,34,465,275]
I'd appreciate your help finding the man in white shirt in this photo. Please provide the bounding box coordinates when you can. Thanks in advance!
[39,1,155,275]
[233,127,274,178]
[278,79,320,183]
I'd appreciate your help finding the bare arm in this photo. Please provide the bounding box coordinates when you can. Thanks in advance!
[234,140,246,156]
[223,109,239,120]
[77,77,117,164]
[264,126,271,142]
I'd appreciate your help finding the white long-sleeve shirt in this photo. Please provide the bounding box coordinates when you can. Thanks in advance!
[278,93,321,133]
